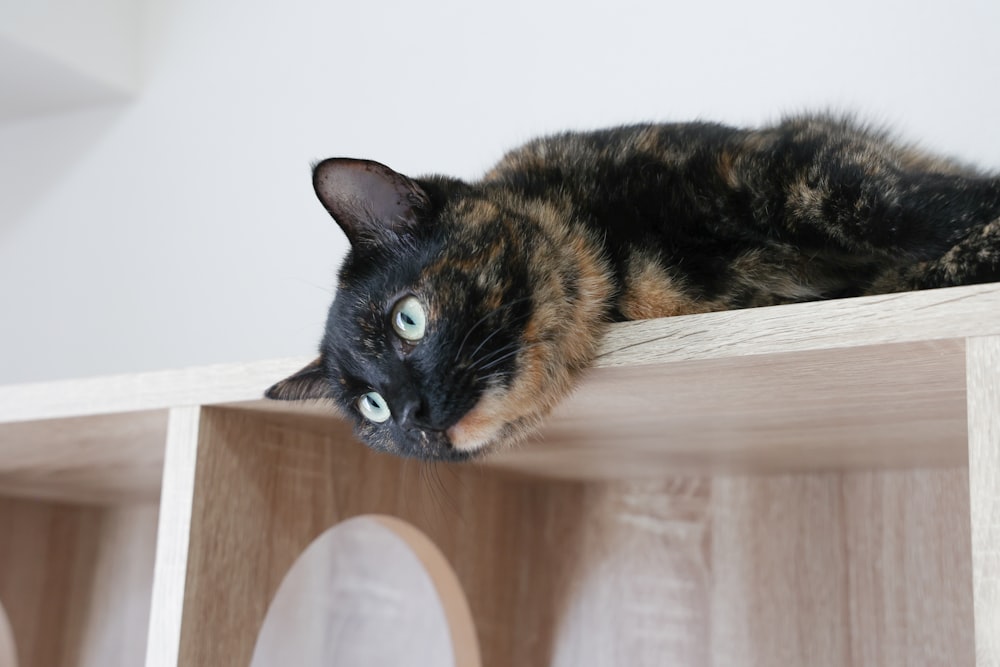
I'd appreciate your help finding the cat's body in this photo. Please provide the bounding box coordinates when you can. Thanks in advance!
[267,115,1000,460]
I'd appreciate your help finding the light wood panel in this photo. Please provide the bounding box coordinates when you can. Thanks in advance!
[145,407,201,667]
[0,358,308,424]
[73,505,159,667]
[967,336,1000,664]
[547,478,712,665]
[841,471,974,666]
[494,339,968,478]
[0,338,972,502]
[176,407,589,667]
[173,408,974,667]
[0,497,157,667]
[2,283,999,425]
[0,411,166,504]
[710,470,973,666]
[596,281,1000,367]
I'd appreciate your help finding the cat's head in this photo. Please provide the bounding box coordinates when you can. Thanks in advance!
[266,159,611,460]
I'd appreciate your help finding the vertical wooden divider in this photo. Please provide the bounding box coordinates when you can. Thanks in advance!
[967,336,1000,665]
[146,406,202,667]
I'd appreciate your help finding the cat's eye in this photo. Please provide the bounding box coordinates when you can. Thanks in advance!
[391,296,427,341]
[357,391,391,423]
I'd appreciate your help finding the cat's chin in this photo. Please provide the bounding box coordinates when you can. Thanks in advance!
[445,388,510,454]
[444,387,545,457]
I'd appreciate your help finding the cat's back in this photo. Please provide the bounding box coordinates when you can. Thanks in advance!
[481,115,974,190]
[470,115,992,316]
[482,121,742,187]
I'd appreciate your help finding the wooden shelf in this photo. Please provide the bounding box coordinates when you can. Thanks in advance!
[2,283,999,500]
[0,283,998,666]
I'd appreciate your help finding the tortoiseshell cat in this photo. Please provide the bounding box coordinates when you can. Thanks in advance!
[267,115,1000,460]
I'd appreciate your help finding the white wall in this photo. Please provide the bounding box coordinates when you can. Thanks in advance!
[0,0,141,92]
[1,0,999,384]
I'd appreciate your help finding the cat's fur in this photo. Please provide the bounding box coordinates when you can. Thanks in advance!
[266,115,1000,460]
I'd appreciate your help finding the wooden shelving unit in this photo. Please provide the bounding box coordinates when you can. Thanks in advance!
[0,283,997,666]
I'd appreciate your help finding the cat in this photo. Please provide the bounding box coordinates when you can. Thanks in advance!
[266,114,1000,461]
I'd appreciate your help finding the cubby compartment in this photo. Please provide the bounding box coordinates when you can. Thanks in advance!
[0,498,157,667]
[0,283,997,666]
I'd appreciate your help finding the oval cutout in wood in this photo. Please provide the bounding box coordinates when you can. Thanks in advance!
[0,598,17,667]
[250,515,480,667]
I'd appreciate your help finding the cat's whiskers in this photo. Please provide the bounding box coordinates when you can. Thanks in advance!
[468,340,519,369]
[419,461,460,518]
[465,302,534,362]
[474,345,532,372]
[453,296,533,362]
[473,370,510,387]
[465,326,506,365]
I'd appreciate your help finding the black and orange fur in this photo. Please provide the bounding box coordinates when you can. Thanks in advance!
[267,115,1000,460]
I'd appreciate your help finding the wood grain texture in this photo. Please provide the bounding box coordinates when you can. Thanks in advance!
[145,407,201,667]
[548,478,712,665]
[176,408,974,667]
[711,470,973,667]
[967,336,1000,664]
[0,498,157,667]
[0,358,310,423]
[0,338,971,502]
[179,407,589,667]
[1,283,998,426]
[841,471,973,666]
[74,505,159,667]
[0,411,166,504]
[495,339,968,478]
[596,282,1000,367]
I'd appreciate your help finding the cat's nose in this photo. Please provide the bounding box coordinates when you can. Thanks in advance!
[395,395,433,432]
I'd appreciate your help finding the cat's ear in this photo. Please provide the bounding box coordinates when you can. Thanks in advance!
[265,357,332,401]
[312,158,430,248]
